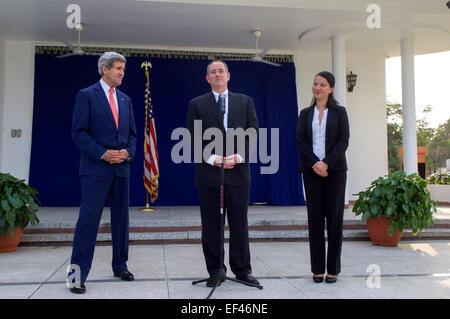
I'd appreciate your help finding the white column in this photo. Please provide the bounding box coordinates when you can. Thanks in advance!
[332,35,347,107]
[401,37,418,174]
[0,41,35,182]
[331,35,348,205]
[0,41,6,171]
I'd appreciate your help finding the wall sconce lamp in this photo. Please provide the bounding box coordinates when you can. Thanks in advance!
[346,71,357,92]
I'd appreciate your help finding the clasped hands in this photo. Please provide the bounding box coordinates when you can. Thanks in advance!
[102,149,130,164]
[312,161,328,177]
[213,154,239,169]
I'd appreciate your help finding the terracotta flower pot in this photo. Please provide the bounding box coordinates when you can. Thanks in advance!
[0,227,24,253]
[366,215,403,247]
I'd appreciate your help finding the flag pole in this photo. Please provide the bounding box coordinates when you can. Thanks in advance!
[140,192,155,212]
[140,61,156,213]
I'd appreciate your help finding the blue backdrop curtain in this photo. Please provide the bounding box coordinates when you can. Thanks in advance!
[29,54,305,206]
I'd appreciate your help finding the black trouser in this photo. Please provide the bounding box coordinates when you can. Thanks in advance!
[302,170,346,275]
[197,186,251,277]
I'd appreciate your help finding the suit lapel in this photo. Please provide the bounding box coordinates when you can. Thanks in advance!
[206,92,224,129]
[227,91,235,129]
[94,81,118,131]
[326,107,335,138]
[307,105,314,144]
[116,89,127,132]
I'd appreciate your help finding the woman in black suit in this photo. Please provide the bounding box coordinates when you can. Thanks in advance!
[296,71,350,284]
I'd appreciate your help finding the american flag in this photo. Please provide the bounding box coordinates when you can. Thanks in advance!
[144,84,159,203]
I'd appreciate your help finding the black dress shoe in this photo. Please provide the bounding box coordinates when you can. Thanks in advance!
[325,275,338,283]
[114,270,135,281]
[70,282,86,294]
[313,275,324,283]
[206,275,225,287]
[236,273,260,286]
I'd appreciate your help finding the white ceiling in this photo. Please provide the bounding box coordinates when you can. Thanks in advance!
[0,0,449,56]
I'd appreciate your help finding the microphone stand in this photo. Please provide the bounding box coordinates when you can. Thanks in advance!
[192,96,263,299]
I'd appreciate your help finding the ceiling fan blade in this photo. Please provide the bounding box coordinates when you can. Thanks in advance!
[62,40,76,50]
[259,59,281,67]
[83,52,103,56]
[257,49,269,57]
[251,55,281,67]
[55,52,80,59]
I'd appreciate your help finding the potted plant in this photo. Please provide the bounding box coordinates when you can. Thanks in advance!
[352,171,436,246]
[427,173,450,205]
[0,173,40,252]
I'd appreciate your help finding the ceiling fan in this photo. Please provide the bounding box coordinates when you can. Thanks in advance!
[57,24,101,58]
[248,29,281,67]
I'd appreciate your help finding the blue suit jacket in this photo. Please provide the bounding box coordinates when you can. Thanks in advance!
[72,81,137,177]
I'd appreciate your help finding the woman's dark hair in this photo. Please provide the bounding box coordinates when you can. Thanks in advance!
[310,71,340,108]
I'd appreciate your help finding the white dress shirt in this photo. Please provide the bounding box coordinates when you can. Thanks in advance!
[99,79,119,160]
[312,106,328,161]
[100,78,119,114]
[207,89,242,166]
[212,89,229,130]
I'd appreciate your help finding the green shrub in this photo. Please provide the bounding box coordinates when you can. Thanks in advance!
[353,171,436,236]
[427,173,450,185]
[0,173,40,237]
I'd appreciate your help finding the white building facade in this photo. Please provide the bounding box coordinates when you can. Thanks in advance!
[0,0,449,202]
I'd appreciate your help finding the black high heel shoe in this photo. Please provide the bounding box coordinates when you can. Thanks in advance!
[313,275,324,283]
[325,275,338,283]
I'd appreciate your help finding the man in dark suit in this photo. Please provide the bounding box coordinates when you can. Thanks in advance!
[186,60,260,287]
[68,52,137,293]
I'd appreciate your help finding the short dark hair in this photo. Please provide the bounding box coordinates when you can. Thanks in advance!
[206,60,229,75]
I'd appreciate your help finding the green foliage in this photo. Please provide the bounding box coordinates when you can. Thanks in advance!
[428,119,450,170]
[386,102,449,174]
[386,102,403,119]
[387,122,402,173]
[0,173,40,238]
[427,173,450,185]
[352,171,436,236]
[386,103,404,173]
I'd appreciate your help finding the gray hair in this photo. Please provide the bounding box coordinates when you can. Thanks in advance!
[98,52,126,75]
[206,60,229,75]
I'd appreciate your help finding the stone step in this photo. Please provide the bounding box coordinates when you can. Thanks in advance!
[21,220,450,244]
